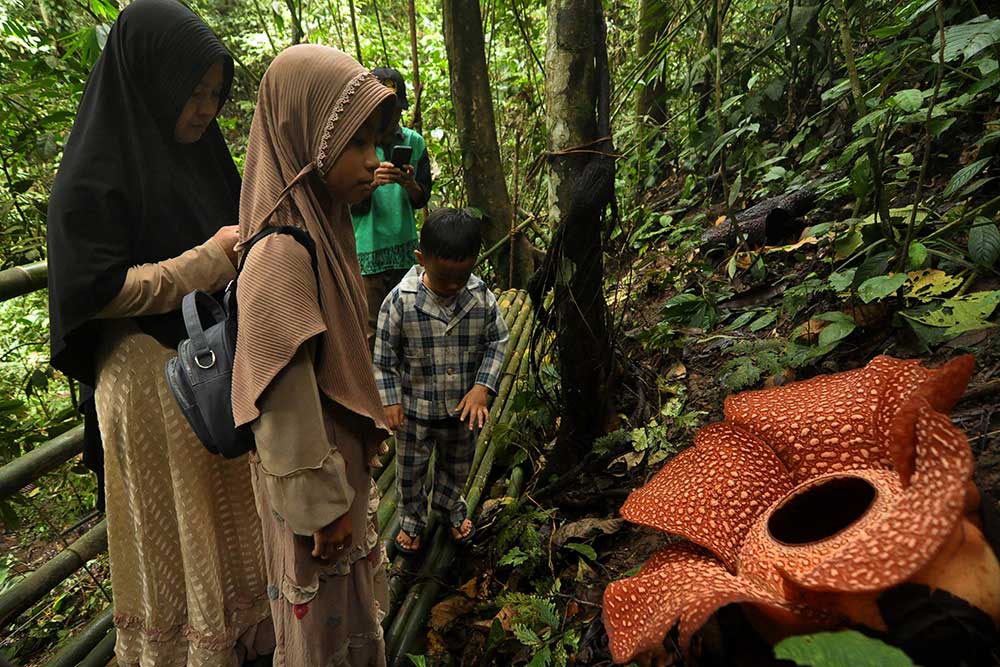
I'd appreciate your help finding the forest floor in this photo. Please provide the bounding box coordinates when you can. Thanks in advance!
[423,166,1000,665]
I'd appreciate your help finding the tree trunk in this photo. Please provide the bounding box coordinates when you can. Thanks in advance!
[541,0,614,472]
[635,0,668,126]
[442,0,533,289]
[407,0,423,133]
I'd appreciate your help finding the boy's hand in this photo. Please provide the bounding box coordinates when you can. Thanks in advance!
[385,404,405,431]
[313,512,352,560]
[455,385,490,430]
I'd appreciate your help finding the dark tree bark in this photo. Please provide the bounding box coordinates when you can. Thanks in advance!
[442,0,533,289]
[538,0,615,472]
[636,0,669,126]
[407,0,423,133]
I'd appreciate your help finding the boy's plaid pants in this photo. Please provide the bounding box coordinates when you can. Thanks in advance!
[395,416,476,535]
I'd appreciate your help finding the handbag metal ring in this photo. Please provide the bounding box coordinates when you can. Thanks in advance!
[195,350,216,369]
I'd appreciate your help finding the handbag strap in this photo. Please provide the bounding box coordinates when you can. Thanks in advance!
[237,225,319,277]
[182,291,225,369]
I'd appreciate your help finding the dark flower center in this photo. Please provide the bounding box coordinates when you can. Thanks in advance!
[768,476,877,545]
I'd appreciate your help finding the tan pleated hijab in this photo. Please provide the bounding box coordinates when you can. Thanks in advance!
[232,44,394,431]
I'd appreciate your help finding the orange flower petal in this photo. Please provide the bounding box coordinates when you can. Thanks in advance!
[723,356,965,483]
[620,423,793,572]
[778,401,972,592]
[887,355,973,486]
[603,543,789,663]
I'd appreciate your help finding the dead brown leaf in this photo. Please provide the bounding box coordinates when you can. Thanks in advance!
[553,517,624,547]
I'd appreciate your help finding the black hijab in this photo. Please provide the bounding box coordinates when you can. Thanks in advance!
[47,0,240,387]
[47,0,240,504]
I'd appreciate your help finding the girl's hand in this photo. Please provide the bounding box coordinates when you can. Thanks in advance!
[313,512,352,560]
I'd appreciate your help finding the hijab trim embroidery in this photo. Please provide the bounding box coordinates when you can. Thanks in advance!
[317,71,375,171]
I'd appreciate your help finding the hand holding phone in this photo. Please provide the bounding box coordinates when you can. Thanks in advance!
[390,144,413,169]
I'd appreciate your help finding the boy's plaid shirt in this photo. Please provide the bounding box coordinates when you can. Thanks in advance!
[373,266,509,419]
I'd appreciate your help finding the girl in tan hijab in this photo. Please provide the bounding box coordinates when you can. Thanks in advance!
[231,44,395,666]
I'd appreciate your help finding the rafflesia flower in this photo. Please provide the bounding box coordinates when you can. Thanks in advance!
[603,355,999,664]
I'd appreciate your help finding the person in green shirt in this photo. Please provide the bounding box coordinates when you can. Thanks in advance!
[351,67,433,347]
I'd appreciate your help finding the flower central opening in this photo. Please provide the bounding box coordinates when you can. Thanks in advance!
[767,476,876,545]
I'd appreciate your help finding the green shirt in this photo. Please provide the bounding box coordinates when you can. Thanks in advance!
[351,126,427,275]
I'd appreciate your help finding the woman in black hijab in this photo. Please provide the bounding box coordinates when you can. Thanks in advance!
[47,1,272,664]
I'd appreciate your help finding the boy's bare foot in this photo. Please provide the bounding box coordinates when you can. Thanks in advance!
[450,518,475,543]
[396,529,421,554]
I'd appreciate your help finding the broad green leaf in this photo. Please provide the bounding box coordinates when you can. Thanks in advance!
[563,542,598,561]
[907,242,928,269]
[891,88,923,113]
[815,311,856,347]
[858,274,908,303]
[774,630,914,666]
[907,269,963,300]
[937,16,1000,62]
[763,165,787,182]
[485,619,506,653]
[0,501,19,530]
[902,291,1000,335]
[852,109,887,135]
[828,269,856,292]
[406,655,427,667]
[749,310,778,332]
[943,158,991,198]
[968,218,1000,266]
[929,116,956,137]
[853,251,894,289]
[850,156,872,199]
[821,79,851,103]
[835,229,864,258]
[728,310,759,330]
[958,176,995,199]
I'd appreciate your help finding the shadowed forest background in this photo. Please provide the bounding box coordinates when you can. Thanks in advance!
[2,0,999,665]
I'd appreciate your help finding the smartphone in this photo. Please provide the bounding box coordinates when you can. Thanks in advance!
[390,145,413,169]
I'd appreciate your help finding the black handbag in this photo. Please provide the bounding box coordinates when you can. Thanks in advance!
[164,226,317,457]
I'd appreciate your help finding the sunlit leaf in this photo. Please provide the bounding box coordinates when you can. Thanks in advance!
[857,273,908,303]
[907,269,963,300]
[891,88,923,113]
[775,630,914,666]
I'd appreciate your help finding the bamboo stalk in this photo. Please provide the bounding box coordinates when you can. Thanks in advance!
[76,628,116,667]
[0,520,108,625]
[0,261,46,303]
[377,481,397,534]
[0,425,84,501]
[465,346,530,516]
[506,465,526,499]
[375,456,397,496]
[42,606,113,667]
[467,303,534,486]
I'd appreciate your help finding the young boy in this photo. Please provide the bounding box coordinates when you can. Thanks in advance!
[373,208,509,554]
